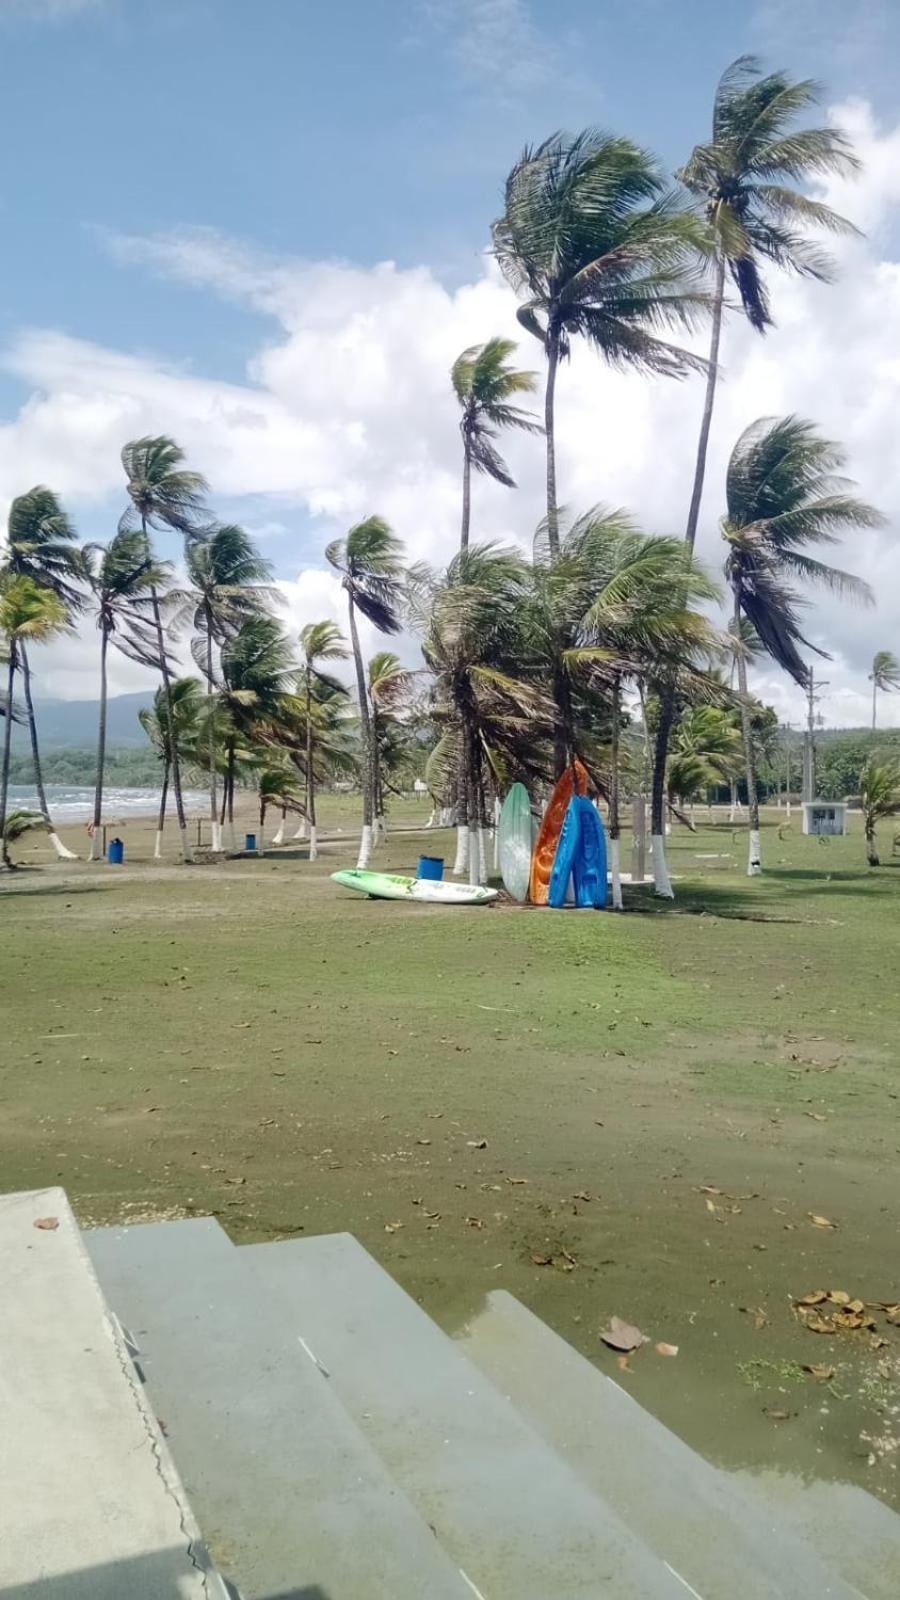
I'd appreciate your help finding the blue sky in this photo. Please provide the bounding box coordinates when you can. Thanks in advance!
[2,0,900,724]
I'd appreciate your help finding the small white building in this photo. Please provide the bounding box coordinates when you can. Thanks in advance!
[801,800,847,836]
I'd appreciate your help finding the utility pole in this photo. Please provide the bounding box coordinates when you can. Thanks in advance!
[803,670,827,803]
[783,723,793,818]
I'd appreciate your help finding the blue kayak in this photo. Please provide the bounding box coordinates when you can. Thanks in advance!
[572,796,607,908]
[547,796,581,908]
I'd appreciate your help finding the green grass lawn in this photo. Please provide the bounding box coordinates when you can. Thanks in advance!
[2,806,899,1504]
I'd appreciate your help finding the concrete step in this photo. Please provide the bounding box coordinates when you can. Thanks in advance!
[0,1189,217,1600]
[86,1217,475,1600]
[460,1288,891,1600]
[242,1231,698,1600]
[734,1469,900,1600]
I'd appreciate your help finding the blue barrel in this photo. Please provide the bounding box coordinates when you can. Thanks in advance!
[107,838,124,865]
[417,854,444,881]
[245,833,257,852]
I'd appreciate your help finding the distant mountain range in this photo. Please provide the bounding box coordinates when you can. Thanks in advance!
[12,692,152,749]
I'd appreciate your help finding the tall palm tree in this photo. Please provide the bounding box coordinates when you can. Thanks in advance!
[121,436,209,862]
[451,338,541,551]
[869,650,900,730]
[0,578,68,869]
[138,677,205,859]
[679,56,860,553]
[492,130,709,555]
[296,620,349,857]
[83,531,167,862]
[368,651,417,842]
[859,756,900,866]
[723,415,880,875]
[175,525,275,851]
[2,487,84,859]
[219,616,296,848]
[326,517,406,867]
[667,706,743,810]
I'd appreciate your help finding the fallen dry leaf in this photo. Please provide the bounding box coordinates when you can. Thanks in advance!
[467,1139,488,1149]
[808,1213,838,1230]
[531,1252,552,1267]
[383,1221,403,1234]
[699,1185,722,1195]
[740,1305,769,1330]
[573,1191,593,1202]
[506,1177,529,1186]
[765,1408,792,1422]
[797,1290,828,1306]
[803,1316,834,1335]
[805,1112,827,1122]
[465,1216,485,1229]
[616,1355,631,1372]
[803,1364,835,1382]
[828,1290,850,1306]
[601,1316,648,1353]
[655,1342,679,1357]
[33,1216,59,1231]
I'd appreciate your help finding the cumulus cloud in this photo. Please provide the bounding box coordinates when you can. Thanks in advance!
[4,100,900,725]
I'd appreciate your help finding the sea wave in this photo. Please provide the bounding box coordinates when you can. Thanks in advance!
[7,785,208,822]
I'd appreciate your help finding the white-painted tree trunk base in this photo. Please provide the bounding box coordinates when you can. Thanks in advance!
[271,823,285,847]
[747,828,762,876]
[651,834,674,899]
[452,825,469,876]
[357,824,373,869]
[426,809,435,829]
[375,814,387,845]
[48,832,78,861]
[492,798,500,872]
[211,821,223,852]
[477,827,487,885]
[293,819,308,840]
[226,822,237,854]
[88,835,102,862]
[609,838,623,910]
[153,830,163,860]
[440,806,453,827]
[785,801,792,820]
[178,825,191,864]
[308,825,318,861]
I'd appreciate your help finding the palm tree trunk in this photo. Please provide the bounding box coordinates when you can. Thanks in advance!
[154,762,169,859]
[865,816,879,867]
[733,590,761,875]
[149,587,190,865]
[650,689,675,897]
[305,666,317,860]
[18,641,78,860]
[684,253,726,552]
[348,594,374,868]
[467,718,480,888]
[461,434,472,553]
[452,733,469,875]
[226,739,237,851]
[0,646,17,869]
[205,620,221,851]
[89,626,109,862]
[272,805,287,847]
[544,321,561,558]
[609,673,622,910]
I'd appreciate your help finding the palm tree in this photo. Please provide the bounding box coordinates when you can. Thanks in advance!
[667,706,743,811]
[492,129,709,555]
[451,338,541,551]
[869,650,900,730]
[723,415,880,875]
[257,765,306,854]
[326,517,406,867]
[0,578,68,869]
[679,57,860,553]
[175,525,275,851]
[296,621,349,857]
[83,531,167,862]
[368,651,417,842]
[138,678,205,859]
[2,487,84,859]
[219,616,297,848]
[1,809,47,870]
[121,436,209,862]
[859,756,900,866]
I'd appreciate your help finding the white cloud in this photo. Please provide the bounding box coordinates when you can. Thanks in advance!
[419,0,556,96]
[4,100,900,725]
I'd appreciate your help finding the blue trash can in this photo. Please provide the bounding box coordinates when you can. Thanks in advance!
[245,833,257,852]
[107,838,124,865]
[417,854,444,881]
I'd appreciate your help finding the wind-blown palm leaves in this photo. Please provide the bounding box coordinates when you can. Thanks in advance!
[368,651,417,839]
[84,531,168,861]
[174,524,276,851]
[2,487,84,858]
[121,435,209,861]
[0,578,68,869]
[219,616,296,849]
[451,338,541,551]
[858,757,900,867]
[326,517,406,867]
[492,130,710,554]
[869,651,900,730]
[667,707,743,809]
[138,678,205,858]
[723,415,881,875]
[679,57,860,552]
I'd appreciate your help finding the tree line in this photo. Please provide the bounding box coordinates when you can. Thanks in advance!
[3,55,900,880]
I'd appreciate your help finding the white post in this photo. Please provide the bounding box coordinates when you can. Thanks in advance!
[631,793,646,884]
[308,824,318,861]
[609,837,623,910]
[651,834,674,898]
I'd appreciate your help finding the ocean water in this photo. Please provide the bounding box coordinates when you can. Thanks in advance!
[7,785,207,823]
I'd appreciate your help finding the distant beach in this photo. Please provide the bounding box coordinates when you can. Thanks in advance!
[7,784,208,823]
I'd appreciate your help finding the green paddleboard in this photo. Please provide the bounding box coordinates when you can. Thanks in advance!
[331,870,497,905]
[498,783,533,902]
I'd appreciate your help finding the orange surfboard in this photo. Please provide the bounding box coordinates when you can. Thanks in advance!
[529,759,588,905]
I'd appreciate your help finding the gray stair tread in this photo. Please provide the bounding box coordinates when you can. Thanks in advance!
[734,1469,900,1600]
[242,1231,696,1600]
[86,1218,473,1600]
[0,1189,210,1600]
[461,1289,894,1600]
